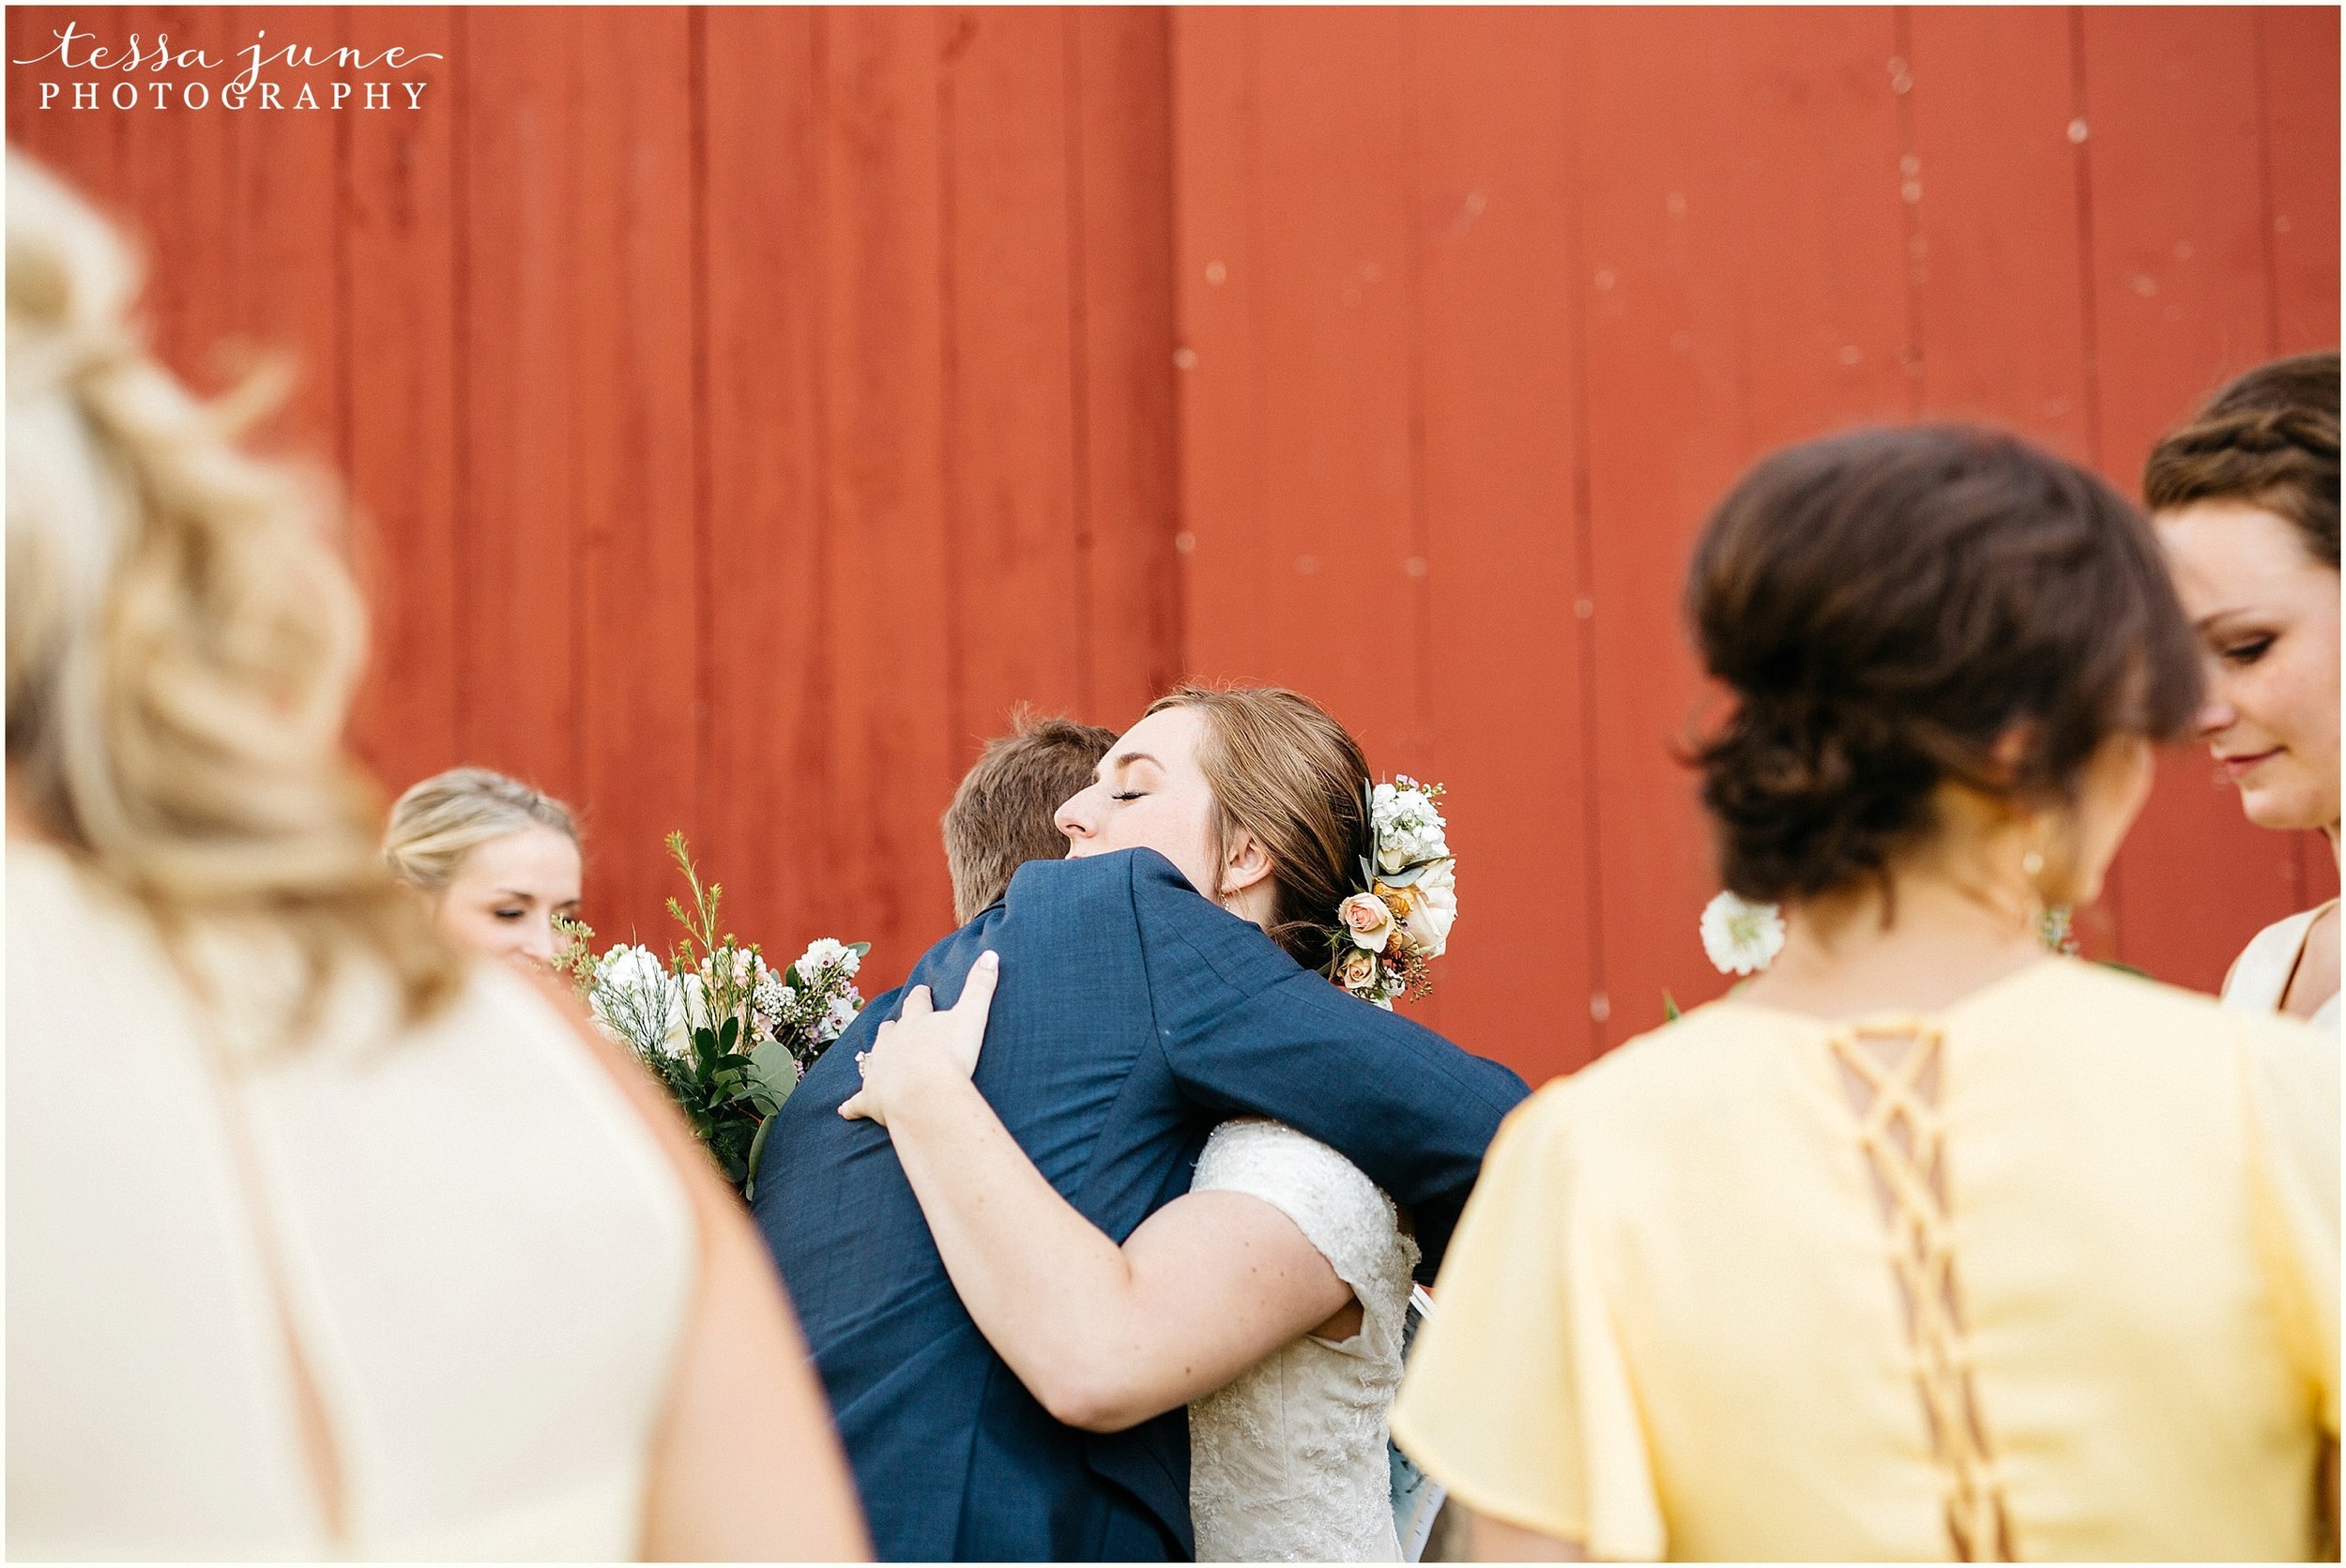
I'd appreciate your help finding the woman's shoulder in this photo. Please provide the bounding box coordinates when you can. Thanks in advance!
[1196,1117,1386,1207]
[1195,1119,1415,1285]
[2223,903,2334,1011]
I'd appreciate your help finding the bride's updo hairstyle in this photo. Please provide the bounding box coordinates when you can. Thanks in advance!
[1686,425,2202,906]
[1145,685,1371,967]
[6,151,459,1020]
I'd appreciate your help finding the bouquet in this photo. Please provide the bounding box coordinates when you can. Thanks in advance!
[1322,776,1457,1008]
[554,832,868,1200]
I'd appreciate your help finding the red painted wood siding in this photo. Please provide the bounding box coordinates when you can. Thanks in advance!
[9,6,2335,1088]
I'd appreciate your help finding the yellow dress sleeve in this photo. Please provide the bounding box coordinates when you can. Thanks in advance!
[1389,1085,1666,1560]
[2239,1013,2340,1432]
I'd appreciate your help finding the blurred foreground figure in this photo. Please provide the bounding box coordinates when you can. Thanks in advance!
[1394,427,2338,1561]
[4,150,868,1561]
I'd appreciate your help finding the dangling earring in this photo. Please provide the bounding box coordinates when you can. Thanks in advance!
[2018,836,2051,940]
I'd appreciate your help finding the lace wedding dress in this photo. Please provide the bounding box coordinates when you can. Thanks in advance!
[1187,1119,1421,1562]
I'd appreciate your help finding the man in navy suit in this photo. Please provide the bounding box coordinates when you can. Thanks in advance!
[754,847,1529,1560]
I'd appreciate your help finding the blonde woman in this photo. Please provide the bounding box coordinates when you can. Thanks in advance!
[2147,352,2340,1032]
[4,151,868,1560]
[386,768,585,968]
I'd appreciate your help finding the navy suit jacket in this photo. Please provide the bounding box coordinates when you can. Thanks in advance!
[753,848,1529,1561]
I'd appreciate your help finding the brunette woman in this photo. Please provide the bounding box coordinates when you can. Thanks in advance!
[2148,351,2341,1032]
[1392,427,2336,1560]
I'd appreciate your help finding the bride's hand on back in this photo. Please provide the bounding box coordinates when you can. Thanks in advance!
[839,951,999,1128]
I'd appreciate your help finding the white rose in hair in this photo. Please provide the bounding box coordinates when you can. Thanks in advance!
[1399,860,1457,958]
[1338,891,1395,951]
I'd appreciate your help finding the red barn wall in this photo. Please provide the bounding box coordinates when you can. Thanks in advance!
[10,6,2337,1087]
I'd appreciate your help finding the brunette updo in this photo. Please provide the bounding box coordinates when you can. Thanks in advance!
[2142,349,2339,569]
[1145,685,1371,967]
[1687,425,2202,905]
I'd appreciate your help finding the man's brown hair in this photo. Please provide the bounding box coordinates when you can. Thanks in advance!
[943,708,1118,922]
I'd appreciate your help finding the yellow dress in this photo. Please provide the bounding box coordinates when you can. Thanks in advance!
[1391,959,2338,1561]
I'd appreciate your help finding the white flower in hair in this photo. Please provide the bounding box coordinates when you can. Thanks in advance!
[1400,859,1457,958]
[1699,891,1785,976]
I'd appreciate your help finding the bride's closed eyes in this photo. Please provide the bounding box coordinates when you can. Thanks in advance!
[2220,632,2276,666]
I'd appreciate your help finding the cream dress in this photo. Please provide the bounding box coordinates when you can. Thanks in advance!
[1187,1118,1421,1562]
[7,843,695,1560]
[2223,897,2340,1036]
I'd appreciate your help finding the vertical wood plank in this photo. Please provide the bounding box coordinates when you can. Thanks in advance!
[938,7,1088,752]
[1169,8,1263,696]
[815,7,957,991]
[1408,7,1595,1078]
[569,8,701,946]
[2079,7,2304,990]
[1070,8,1182,723]
[2260,7,2341,352]
[343,6,462,794]
[1207,8,1428,772]
[1904,7,2095,462]
[699,7,835,959]
[456,10,585,867]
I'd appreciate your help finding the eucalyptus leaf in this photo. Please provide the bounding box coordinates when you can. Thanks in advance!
[742,1115,777,1204]
[749,1039,800,1104]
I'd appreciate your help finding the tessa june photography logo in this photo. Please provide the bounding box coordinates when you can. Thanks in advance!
[15,20,442,112]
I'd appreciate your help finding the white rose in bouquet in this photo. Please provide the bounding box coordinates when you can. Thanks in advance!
[592,945,685,1058]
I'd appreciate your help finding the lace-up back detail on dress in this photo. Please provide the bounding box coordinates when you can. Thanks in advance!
[1826,1020,2009,1561]
[1389,959,2339,1561]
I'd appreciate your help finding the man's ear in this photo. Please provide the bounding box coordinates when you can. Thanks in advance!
[1221,830,1275,898]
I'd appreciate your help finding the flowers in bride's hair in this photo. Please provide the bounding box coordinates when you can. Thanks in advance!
[1699,891,1785,976]
[1339,891,1396,951]
[1322,776,1457,1007]
[555,832,874,1201]
[1399,859,1456,959]
[1370,777,1450,874]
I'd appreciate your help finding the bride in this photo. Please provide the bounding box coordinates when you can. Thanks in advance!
[839,687,1455,1561]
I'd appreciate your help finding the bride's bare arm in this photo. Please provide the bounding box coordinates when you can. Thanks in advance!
[840,955,1353,1433]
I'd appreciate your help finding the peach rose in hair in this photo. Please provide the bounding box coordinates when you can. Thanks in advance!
[1338,891,1395,951]
[1336,948,1379,991]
